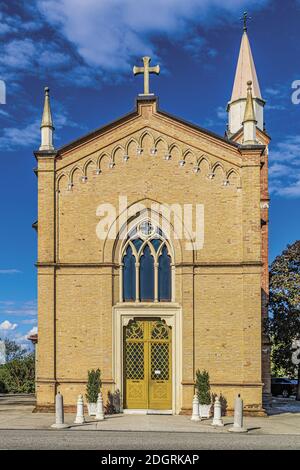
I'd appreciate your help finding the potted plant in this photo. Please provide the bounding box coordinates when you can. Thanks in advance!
[195,369,212,419]
[86,368,101,416]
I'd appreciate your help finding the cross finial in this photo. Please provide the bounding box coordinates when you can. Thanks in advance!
[133,56,160,96]
[241,11,251,32]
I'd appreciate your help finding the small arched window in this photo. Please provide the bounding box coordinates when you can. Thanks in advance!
[123,245,136,301]
[140,245,154,301]
[158,245,171,301]
[121,221,173,302]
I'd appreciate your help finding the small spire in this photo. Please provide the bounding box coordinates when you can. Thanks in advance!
[41,87,54,129]
[243,81,257,123]
[242,80,257,145]
[39,86,55,151]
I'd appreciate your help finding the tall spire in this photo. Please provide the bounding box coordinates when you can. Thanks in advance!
[39,86,55,151]
[231,31,261,102]
[227,26,265,137]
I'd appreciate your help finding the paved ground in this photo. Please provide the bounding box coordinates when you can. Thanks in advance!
[0,394,300,449]
[0,429,299,450]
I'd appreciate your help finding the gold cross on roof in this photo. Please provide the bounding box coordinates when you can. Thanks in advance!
[133,56,160,95]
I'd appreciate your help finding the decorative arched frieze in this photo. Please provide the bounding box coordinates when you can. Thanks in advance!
[196,155,211,174]
[211,162,225,183]
[226,168,241,188]
[96,152,110,173]
[69,166,84,187]
[56,173,68,192]
[169,143,182,162]
[83,159,96,178]
[112,144,126,164]
[180,149,196,168]
[139,130,155,152]
[126,137,139,155]
[57,135,241,190]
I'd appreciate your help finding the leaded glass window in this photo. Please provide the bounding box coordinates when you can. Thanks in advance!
[158,245,171,301]
[123,245,136,301]
[121,220,173,302]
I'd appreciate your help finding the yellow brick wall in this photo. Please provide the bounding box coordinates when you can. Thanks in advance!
[35,99,264,414]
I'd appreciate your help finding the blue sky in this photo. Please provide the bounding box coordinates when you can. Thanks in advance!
[0,0,299,347]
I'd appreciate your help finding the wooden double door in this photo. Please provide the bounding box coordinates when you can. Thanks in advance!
[124,319,172,410]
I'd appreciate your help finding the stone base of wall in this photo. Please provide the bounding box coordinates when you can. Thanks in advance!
[34,405,267,417]
[33,404,105,414]
[179,407,267,417]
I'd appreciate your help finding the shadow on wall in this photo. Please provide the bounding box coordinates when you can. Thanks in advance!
[105,389,121,415]
[211,392,228,416]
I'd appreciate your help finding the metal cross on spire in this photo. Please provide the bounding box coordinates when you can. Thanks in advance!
[240,11,251,32]
[133,56,160,95]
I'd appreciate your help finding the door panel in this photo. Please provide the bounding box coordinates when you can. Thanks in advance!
[149,322,172,409]
[125,340,148,408]
[124,320,148,409]
[124,319,172,410]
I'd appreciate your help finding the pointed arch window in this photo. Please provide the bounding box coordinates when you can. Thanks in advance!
[123,245,136,301]
[120,221,173,303]
[140,245,154,301]
[158,245,172,301]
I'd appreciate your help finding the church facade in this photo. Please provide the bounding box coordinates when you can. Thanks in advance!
[34,28,270,415]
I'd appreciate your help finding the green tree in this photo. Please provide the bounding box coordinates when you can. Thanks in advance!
[85,369,102,403]
[0,353,35,393]
[195,369,211,405]
[266,241,300,400]
[3,338,27,362]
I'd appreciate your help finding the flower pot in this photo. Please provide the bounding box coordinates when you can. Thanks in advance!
[87,402,97,416]
[199,403,211,419]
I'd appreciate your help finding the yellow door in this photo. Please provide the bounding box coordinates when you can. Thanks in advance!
[124,319,172,410]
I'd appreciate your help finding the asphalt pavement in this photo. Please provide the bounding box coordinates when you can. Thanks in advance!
[0,429,299,450]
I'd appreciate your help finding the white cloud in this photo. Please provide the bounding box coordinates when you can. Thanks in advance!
[265,104,286,111]
[0,300,37,317]
[216,106,227,120]
[269,135,300,198]
[0,269,21,274]
[0,11,43,37]
[36,0,269,72]
[0,320,18,331]
[264,83,290,111]
[27,327,38,337]
[275,180,300,197]
[0,120,40,151]
[21,319,37,325]
[0,103,81,151]
[0,109,9,117]
[271,135,300,163]
[265,87,280,96]
[0,38,71,74]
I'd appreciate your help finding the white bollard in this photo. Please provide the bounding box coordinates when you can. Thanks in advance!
[51,392,69,429]
[212,396,224,427]
[74,394,85,424]
[228,394,248,433]
[191,394,200,421]
[95,392,105,420]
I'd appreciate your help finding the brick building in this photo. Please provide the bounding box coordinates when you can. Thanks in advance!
[34,27,270,414]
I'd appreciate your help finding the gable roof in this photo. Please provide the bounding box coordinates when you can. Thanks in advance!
[57,96,240,155]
